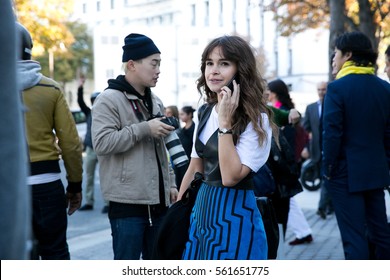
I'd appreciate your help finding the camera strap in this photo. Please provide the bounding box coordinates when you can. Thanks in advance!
[128,99,145,122]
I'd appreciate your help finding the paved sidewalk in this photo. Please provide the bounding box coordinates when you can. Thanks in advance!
[283,208,343,260]
[68,187,389,260]
[283,188,390,260]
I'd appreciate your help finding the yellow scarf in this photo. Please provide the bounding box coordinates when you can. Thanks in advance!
[336,61,375,80]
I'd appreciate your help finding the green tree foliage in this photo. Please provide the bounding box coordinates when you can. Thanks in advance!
[14,0,75,54]
[273,0,389,42]
[35,22,94,86]
[13,0,93,87]
[271,0,390,79]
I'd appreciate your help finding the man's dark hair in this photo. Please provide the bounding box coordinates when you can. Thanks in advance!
[181,106,195,116]
[335,31,377,66]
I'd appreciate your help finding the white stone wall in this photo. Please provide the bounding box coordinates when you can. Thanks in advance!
[73,0,330,111]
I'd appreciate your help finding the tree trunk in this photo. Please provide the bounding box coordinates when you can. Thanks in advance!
[357,0,378,51]
[328,0,346,81]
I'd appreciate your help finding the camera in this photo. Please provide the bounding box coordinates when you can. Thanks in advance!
[160,116,189,168]
[160,116,180,129]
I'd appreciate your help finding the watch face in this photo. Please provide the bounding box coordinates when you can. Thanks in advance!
[218,128,232,134]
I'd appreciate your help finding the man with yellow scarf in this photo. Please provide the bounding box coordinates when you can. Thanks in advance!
[322,31,390,260]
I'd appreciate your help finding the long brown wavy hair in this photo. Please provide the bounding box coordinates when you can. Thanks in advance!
[196,35,277,146]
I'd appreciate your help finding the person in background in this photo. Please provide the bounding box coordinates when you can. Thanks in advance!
[177,106,196,159]
[91,33,178,260]
[302,81,333,219]
[178,35,277,259]
[17,22,83,259]
[165,105,179,119]
[164,104,189,188]
[267,79,313,246]
[323,31,390,259]
[77,77,109,213]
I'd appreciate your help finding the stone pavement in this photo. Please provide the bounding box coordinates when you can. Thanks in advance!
[284,188,390,260]
[67,186,389,260]
[283,208,343,260]
[67,188,342,260]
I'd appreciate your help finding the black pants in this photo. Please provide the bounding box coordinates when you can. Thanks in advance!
[270,196,290,238]
[31,180,70,260]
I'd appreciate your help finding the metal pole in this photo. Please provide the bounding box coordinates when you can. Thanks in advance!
[49,49,54,79]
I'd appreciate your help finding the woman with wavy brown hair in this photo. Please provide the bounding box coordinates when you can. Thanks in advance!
[177,35,277,260]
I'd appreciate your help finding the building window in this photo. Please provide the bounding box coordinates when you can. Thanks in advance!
[168,13,173,24]
[97,1,100,12]
[82,3,87,13]
[288,37,293,75]
[205,1,209,26]
[111,0,114,9]
[219,0,223,26]
[191,4,196,26]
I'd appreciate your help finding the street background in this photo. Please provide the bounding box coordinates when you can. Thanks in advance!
[64,160,390,260]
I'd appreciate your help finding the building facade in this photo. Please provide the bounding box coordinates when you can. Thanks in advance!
[73,0,329,112]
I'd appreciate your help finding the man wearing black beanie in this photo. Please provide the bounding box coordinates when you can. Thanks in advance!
[91,33,178,260]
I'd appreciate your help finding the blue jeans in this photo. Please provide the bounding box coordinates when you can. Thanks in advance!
[31,180,70,260]
[110,213,165,260]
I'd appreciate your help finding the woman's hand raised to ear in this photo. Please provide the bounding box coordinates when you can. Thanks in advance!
[218,80,240,128]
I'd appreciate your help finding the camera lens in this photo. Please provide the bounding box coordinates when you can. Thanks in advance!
[164,131,188,168]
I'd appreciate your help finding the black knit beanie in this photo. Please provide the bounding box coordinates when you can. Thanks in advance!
[122,33,160,62]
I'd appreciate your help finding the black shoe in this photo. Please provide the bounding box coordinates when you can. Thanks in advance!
[79,204,93,211]
[101,205,109,214]
[316,209,326,219]
[289,234,313,245]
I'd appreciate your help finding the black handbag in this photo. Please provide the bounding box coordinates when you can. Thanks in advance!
[268,130,303,199]
[152,172,203,259]
[256,197,279,259]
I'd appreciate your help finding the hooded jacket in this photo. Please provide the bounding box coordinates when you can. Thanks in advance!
[18,60,83,192]
[91,75,175,206]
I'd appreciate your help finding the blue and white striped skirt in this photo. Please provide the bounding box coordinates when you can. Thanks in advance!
[182,182,268,260]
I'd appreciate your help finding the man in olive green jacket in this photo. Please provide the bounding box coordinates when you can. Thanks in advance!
[17,23,83,260]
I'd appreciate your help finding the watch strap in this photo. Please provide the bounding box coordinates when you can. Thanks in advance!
[218,128,233,135]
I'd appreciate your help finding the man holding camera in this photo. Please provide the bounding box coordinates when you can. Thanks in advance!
[91,33,178,260]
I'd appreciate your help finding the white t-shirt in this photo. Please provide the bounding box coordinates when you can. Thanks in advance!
[191,105,272,172]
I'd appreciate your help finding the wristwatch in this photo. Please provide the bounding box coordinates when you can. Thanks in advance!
[218,128,233,136]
